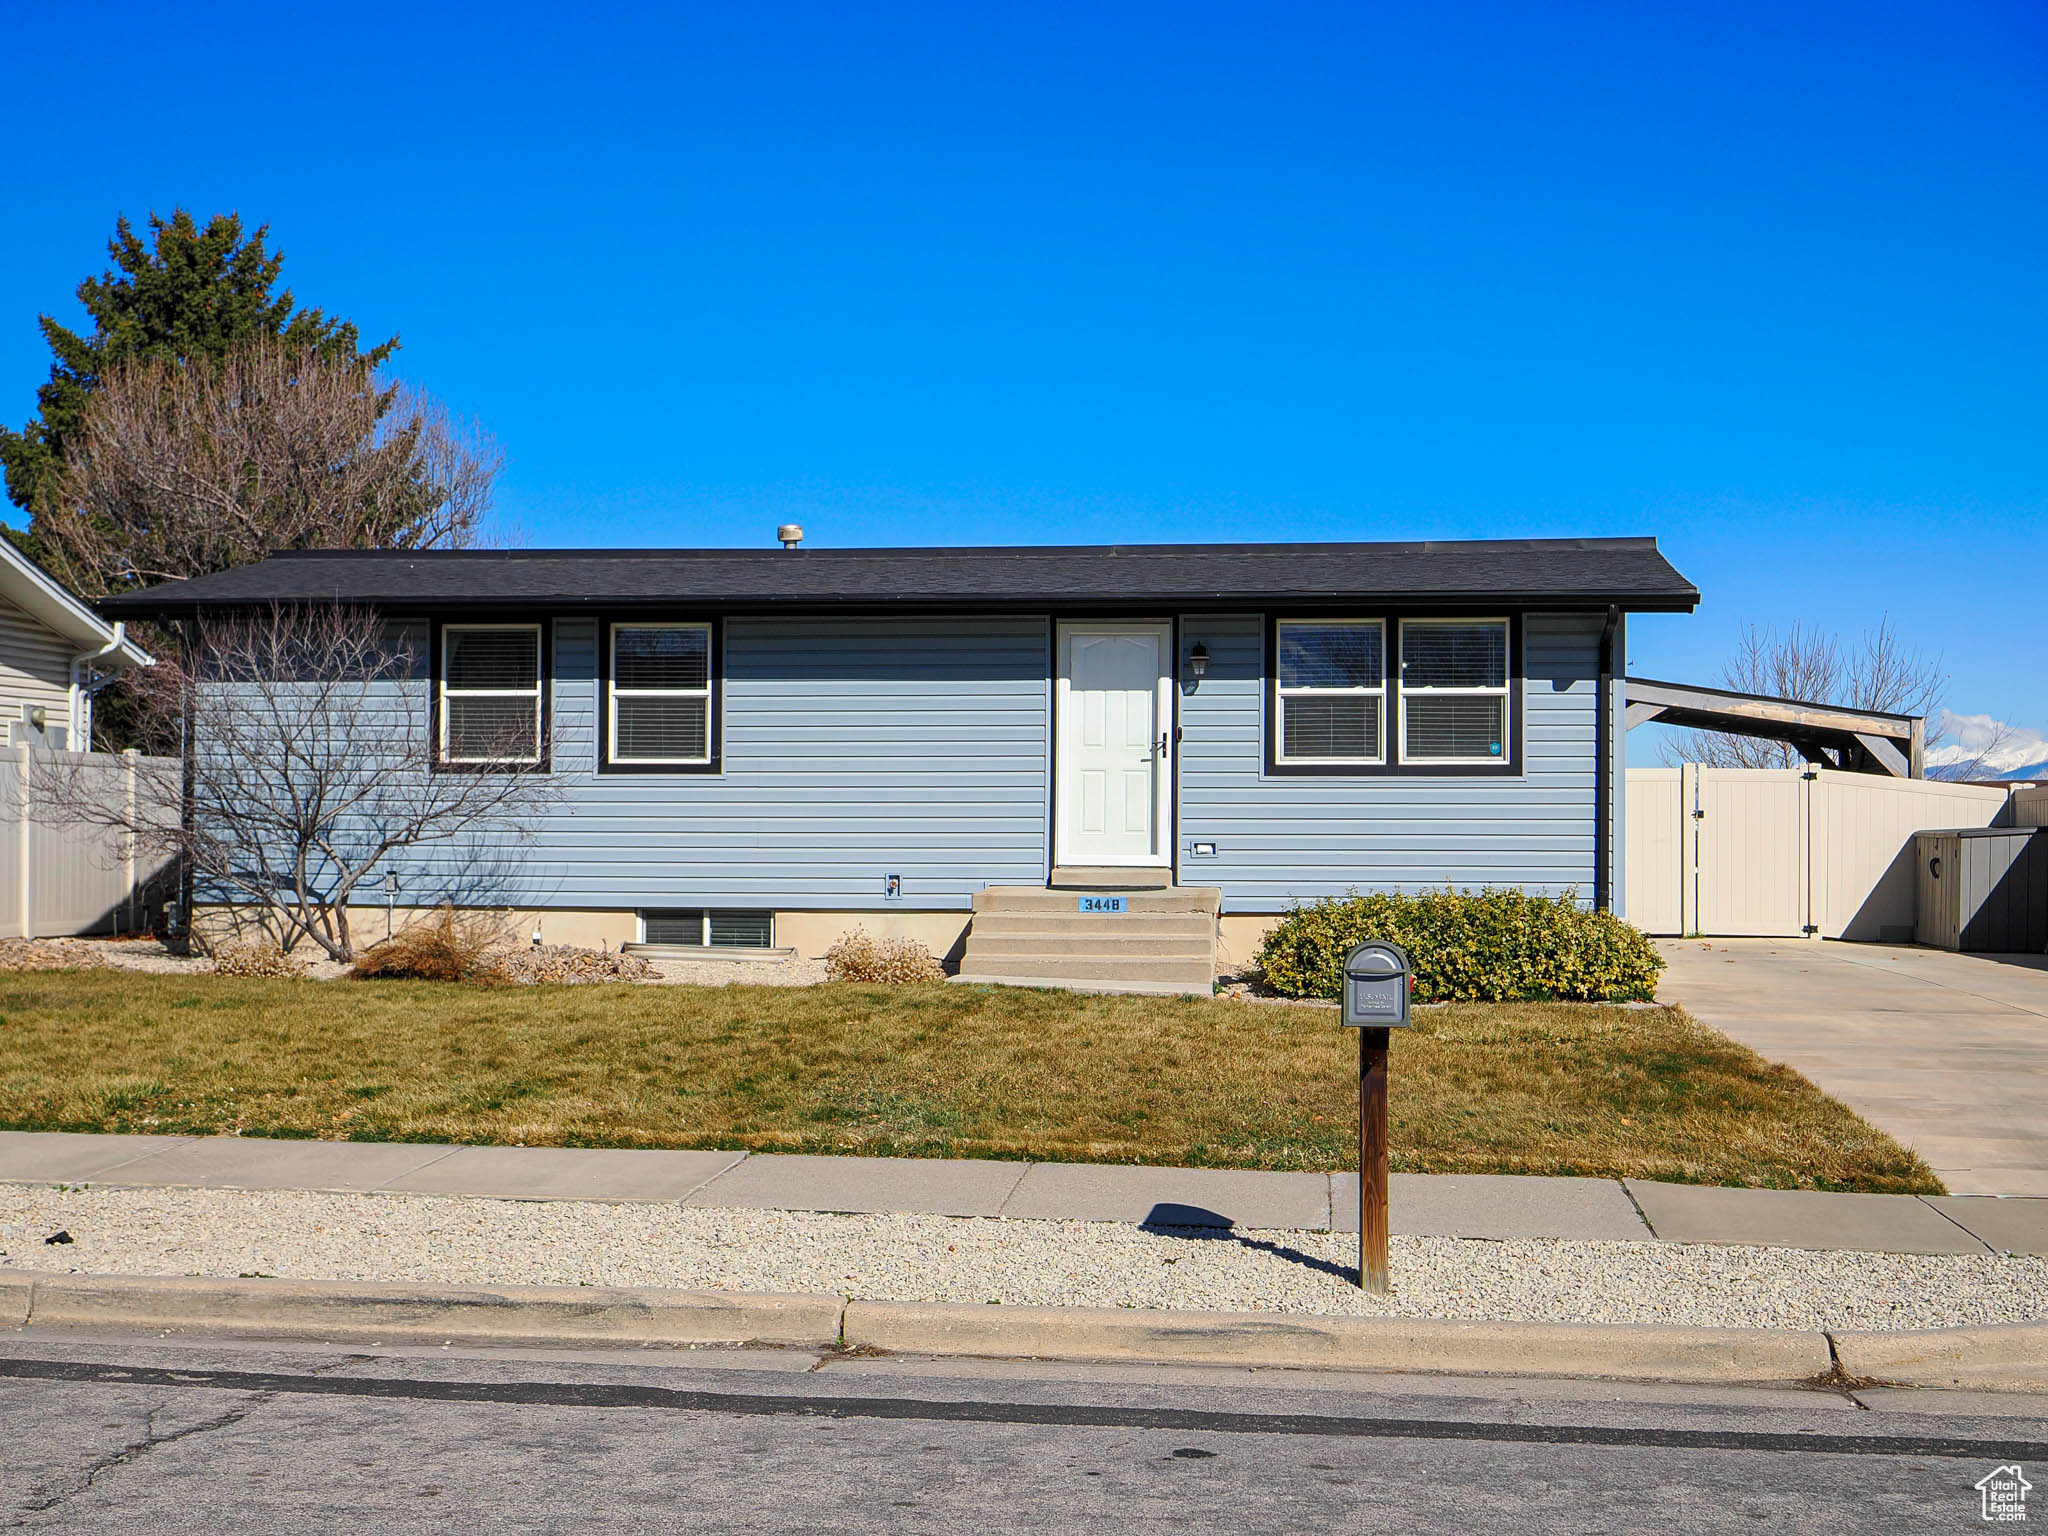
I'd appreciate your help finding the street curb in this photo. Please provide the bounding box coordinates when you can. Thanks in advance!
[0,1269,843,1350]
[0,1271,28,1329]
[7,1269,2045,1391]
[843,1300,1832,1383]
[1831,1322,2048,1394]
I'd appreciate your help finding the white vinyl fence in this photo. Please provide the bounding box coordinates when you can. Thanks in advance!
[0,747,179,938]
[1626,766,2013,939]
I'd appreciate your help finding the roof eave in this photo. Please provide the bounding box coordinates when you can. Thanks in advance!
[102,588,1701,619]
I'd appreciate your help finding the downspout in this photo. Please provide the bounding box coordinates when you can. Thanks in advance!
[68,621,129,750]
[178,619,197,944]
[1595,606,1620,913]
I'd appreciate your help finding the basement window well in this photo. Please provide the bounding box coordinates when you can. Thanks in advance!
[639,909,775,948]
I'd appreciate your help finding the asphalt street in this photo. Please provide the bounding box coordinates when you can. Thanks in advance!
[1,1331,2042,1533]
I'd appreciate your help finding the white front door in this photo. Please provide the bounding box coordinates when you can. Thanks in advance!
[1057,622,1172,867]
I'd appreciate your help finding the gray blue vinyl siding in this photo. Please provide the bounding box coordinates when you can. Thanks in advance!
[240,609,1610,915]
[519,616,1050,909]
[1173,612,1606,910]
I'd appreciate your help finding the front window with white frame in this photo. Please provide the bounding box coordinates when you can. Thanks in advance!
[440,624,542,765]
[1275,619,1386,764]
[1399,618,1509,764]
[609,623,713,766]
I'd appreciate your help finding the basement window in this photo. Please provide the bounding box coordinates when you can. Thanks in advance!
[640,909,774,948]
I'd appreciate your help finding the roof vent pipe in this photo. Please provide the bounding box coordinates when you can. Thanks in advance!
[777,524,804,550]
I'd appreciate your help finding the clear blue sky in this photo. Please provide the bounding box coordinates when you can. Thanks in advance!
[2,1,2042,751]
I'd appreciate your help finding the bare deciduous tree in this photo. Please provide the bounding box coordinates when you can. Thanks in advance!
[36,604,556,961]
[39,339,499,599]
[1662,616,1947,769]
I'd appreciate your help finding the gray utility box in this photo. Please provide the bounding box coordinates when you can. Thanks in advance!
[1915,827,2047,954]
[1342,941,1412,1028]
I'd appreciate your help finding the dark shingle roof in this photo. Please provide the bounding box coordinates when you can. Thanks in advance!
[99,537,1698,617]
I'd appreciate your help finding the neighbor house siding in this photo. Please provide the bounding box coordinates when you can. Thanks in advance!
[0,597,76,739]
[510,615,1052,910]
[1174,611,1603,910]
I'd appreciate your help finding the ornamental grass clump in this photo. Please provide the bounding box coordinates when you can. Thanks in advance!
[825,929,946,984]
[1255,887,1663,1003]
[350,905,505,981]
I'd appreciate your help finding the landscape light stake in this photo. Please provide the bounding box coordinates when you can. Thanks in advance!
[1358,1025,1391,1294]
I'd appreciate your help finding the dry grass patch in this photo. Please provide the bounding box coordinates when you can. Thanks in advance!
[0,973,1938,1192]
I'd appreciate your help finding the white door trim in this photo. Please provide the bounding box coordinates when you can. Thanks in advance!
[1055,620,1174,869]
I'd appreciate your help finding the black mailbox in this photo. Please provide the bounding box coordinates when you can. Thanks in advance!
[1342,941,1411,1028]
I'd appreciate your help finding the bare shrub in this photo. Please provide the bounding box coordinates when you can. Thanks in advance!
[477,945,657,986]
[209,941,306,979]
[36,605,559,964]
[352,906,508,981]
[825,930,946,984]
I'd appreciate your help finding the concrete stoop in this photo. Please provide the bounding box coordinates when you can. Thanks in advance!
[953,884,1222,996]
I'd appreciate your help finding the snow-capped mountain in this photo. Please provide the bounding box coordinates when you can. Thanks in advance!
[1925,711,2048,782]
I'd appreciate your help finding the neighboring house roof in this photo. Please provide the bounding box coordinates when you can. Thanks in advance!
[100,537,1699,616]
[0,538,153,666]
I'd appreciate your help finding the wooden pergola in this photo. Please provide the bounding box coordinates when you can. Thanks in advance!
[1624,677,1924,778]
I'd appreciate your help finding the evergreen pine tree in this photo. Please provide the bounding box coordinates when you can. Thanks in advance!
[0,210,398,543]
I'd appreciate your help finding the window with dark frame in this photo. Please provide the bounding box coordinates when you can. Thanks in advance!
[1275,620,1386,764]
[609,623,713,765]
[1398,618,1510,764]
[440,624,542,764]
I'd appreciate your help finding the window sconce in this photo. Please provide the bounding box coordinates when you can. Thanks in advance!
[1189,643,1208,680]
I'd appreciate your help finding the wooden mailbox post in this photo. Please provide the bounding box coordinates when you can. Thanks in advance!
[1341,941,1411,1294]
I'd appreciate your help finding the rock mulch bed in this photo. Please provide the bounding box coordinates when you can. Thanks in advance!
[3,1183,2042,1333]
[0,936,820,987]
[643,955,831,987]
[0,939,117,972]
[480,945,657,985]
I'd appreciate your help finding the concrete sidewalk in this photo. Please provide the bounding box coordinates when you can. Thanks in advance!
[5,1130,2046,1258]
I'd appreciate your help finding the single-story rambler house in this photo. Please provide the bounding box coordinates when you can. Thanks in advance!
[104,536,1698,990]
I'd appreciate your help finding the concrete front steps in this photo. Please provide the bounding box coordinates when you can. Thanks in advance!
[952,883,1221,996]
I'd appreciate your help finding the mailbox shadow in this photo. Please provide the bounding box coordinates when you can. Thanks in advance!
[1138,1203,1354,1283]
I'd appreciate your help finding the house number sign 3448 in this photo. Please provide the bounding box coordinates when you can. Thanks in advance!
[1077,896,1127,913]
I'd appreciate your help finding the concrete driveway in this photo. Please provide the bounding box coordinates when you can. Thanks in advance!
[1656,939,2048,1197]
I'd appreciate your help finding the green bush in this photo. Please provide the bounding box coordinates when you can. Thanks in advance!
[1254,888,1664,1003]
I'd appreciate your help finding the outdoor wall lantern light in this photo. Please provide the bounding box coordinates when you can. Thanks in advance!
[1189,643,1208,679]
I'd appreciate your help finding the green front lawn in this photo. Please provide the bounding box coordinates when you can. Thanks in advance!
[0,971,1940,1192]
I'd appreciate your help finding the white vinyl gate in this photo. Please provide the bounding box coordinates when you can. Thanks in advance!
[1626,766,2011,939]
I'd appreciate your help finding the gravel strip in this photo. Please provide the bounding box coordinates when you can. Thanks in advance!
[644,956,831,987]
[6,939,829,988]
[3,1183,2042,1332]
